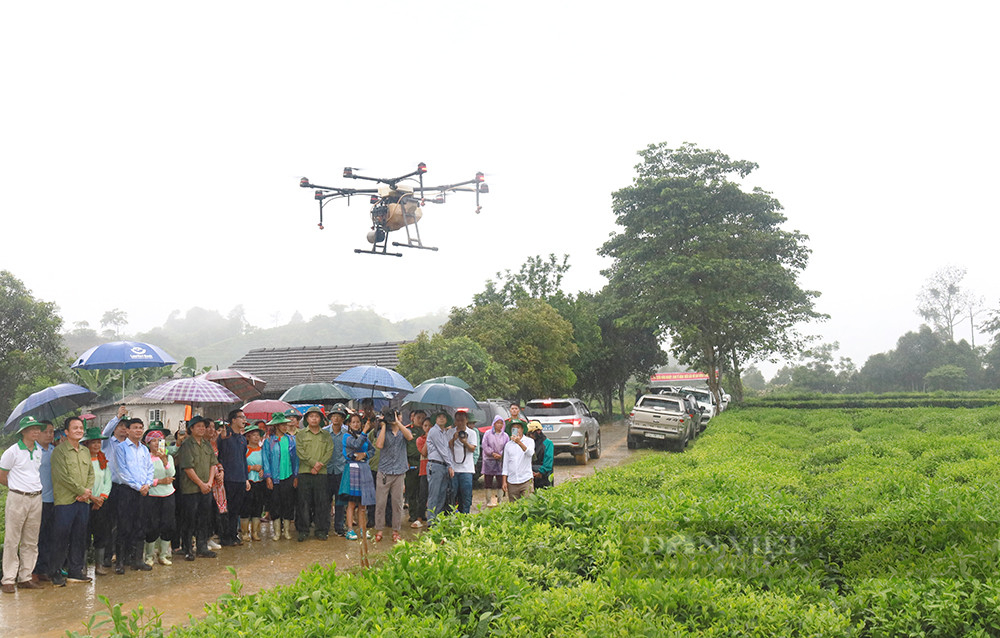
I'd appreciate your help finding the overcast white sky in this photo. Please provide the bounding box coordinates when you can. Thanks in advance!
[2,2,998,375]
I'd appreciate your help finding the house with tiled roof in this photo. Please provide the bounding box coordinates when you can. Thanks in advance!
[229,341,411,399]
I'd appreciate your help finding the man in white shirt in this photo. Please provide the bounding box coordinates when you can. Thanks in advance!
[0,416,46,593]
[449,410,479,514]
[501,420,536,502]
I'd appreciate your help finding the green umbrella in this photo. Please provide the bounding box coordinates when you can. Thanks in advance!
[280,382,353,404]
[418,376,471,390]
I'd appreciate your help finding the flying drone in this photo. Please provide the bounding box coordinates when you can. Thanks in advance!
[299,163,488,257]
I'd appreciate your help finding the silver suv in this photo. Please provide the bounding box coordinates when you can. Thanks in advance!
[523,398,601,465]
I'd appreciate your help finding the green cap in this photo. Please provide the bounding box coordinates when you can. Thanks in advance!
[302,405,329,425]
[81,426,108,443]
[267,413,291,427]
[16,415,45,434]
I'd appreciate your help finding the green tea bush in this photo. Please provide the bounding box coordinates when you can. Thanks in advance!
[80,405,1000,637]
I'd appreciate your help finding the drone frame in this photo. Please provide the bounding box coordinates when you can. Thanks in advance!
[300,163,487,257]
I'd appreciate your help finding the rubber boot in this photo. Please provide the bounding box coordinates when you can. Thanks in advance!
[157,539,173,565]
[282,519,292,540]
[94,549,108,576]
[252,518,262,541]
[143,541,156,566]
[272,519,281,541]
[240,518,250,543]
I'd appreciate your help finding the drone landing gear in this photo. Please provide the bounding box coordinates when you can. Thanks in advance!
[357,224,403,257]
[392,241,438,252]
[391,218,438,252]
[355,247,403,257]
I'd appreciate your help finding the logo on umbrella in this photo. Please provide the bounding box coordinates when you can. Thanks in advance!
[129,346,152,360]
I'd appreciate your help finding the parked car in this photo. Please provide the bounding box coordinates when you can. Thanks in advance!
[680,387,718,424]
[628,394,700,451]
[523,398,601,465]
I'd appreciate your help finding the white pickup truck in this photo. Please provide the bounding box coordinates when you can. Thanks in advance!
[627,394,698,451]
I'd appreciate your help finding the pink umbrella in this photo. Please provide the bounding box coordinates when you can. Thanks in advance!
[144,378,241,404]
[200,369,267,402]
[242,399,294,421]
[80,413,97,421]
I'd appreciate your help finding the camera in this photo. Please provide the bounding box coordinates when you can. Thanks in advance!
[457,430,468,441]
[380,407,398,423]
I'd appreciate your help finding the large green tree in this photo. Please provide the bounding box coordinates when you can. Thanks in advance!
[600,142,822,405]
[0,271,67,422]
[442,298,577,402]
[396,333,514,399]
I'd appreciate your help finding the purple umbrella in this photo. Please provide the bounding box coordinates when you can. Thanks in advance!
[144,378,240,404]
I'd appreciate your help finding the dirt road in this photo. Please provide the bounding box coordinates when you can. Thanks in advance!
[2,423,632,637]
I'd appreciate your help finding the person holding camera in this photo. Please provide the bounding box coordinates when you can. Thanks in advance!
[449,410,479,514]
[373,408,413,542]
[501,420,535,502]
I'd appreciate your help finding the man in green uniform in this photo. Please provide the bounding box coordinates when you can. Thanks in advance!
[175,415,218,561]
[295,407,333,541]
[48,416,95,585]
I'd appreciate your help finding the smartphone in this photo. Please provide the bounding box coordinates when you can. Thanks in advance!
[157,440,166,454]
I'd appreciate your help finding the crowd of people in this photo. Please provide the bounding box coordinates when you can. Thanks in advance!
[0,399,555,592]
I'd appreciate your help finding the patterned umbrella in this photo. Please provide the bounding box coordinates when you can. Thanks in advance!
[280,382,352,404]
[201,369,267,401]
[242,399,294,421]
[333,384,393,401]
[334,365,414,394]
[3,383,99,432]
[144,378,241,404]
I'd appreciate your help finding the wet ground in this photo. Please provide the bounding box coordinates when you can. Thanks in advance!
[4,423,634,637]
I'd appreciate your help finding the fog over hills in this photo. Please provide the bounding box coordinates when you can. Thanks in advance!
[63,306,448,370]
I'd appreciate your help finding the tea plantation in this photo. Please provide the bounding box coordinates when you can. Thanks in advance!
[109,407,1000,636]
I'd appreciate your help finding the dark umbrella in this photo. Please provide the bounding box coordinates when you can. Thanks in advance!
[402,382,478,411]
[280,382,353,404]
[419,375,471,390]
[4,383,98,432]
[71,340,177,400]
[201,369,267,402]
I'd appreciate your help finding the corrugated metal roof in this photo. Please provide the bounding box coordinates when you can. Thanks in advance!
[230,341,410,397]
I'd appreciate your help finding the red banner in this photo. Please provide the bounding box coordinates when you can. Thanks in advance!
[650,372,710,382]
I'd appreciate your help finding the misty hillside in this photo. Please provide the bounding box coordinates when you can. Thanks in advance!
[63,306,448,369]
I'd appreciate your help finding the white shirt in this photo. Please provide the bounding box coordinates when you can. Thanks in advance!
[501,436,535,484]
[0,440,43,492]
[449,427,478,474]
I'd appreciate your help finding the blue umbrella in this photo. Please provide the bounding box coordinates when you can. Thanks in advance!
[4,383,98,432]
[72,341,177,370]
[71,340,177,400]
[402,382,478,411]
[334,365,414,394]
[333,383,392,401]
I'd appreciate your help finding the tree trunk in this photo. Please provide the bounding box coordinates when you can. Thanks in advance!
[729,349,745,404]
[617,383,626,422]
